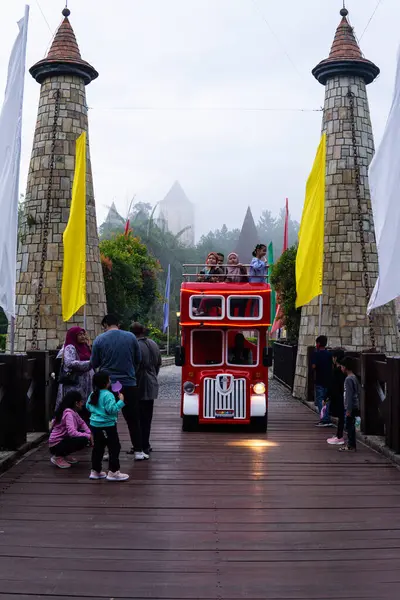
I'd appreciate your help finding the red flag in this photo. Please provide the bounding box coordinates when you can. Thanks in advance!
[271,304,281,333]
[271,199,289,334]
[283,197,289,253]
[124,219,130,236]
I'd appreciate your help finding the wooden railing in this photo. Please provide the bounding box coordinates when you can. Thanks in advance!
[306,348,400,454]
[273,342,298,391]
[0,351,56,451]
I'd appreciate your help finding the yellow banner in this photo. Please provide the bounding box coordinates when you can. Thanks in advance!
[296,134,326,308]
[62,132,86,322]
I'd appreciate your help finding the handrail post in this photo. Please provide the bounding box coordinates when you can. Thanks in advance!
[360,353,385,436]
[387,357,400,453]
[306,346,315,404]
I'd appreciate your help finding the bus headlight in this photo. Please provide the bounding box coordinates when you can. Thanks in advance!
[253,382,265,395]
[183,381,196,395]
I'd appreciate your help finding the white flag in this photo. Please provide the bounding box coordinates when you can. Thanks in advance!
[0,6,29,321]
[368,46,400,314]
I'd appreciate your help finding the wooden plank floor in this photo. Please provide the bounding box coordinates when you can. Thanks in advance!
[1,366,400,599]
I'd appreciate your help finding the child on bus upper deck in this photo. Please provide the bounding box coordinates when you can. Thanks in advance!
[249,245,267,283]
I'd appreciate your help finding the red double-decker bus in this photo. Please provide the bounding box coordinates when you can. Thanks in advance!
[175,271,272,432]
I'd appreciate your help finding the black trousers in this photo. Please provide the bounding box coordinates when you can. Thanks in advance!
[140,400,154,453]
[91,425,121,473]
[50,437,88,457]
[337,410,345,439]
[346,414,356,449]
[121,386,143,452]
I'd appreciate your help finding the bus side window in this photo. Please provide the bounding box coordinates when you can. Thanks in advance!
[190,296,224,319]
[228,296,262,320]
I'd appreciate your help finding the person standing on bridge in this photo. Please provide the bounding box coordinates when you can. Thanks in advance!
[312,335,333,427]
[91,314,148,461]
[87,371,129,481]
[339,357,361,453]
[130,322,162,455]
[326,348,346,445]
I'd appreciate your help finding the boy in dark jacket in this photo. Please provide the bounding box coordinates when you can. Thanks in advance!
[326,348,346,446]
[339,357,361,452]
[311,335,333,427]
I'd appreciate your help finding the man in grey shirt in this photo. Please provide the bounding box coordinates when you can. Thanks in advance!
[130,322,162,455]
[91,314,148,460]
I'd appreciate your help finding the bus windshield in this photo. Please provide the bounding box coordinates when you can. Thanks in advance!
[191,329,259,367]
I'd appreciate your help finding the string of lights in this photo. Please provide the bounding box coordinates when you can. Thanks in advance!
[359,0,384,41]
[90,106,322,113]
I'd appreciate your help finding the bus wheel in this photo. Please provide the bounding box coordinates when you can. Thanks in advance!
[250,414,268,433]
[182,416,198,432]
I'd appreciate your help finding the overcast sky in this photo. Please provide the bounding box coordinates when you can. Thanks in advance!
[0,0,398,240]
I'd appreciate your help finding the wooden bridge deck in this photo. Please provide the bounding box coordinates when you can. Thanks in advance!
[1,367,400,599]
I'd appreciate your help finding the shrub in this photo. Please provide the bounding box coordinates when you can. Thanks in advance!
[270,246,301,342]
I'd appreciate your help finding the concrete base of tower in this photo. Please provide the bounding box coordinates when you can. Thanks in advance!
[293,297,400,400]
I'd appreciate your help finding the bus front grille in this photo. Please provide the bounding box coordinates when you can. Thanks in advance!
[203,377,246,419]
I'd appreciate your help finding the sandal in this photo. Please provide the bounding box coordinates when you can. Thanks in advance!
[339,445,356,452]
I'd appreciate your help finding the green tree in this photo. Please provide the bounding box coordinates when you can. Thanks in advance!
[0,308,7,335]
[196,224,241,260]
[100,234,160,329]
[269,246,301,342]
[257,209,299,258]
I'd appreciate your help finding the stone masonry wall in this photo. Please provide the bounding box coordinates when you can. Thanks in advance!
[13,75,107,351]
[293,74,399,399]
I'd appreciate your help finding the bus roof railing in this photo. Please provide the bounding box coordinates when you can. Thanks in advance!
[181,263,269,281]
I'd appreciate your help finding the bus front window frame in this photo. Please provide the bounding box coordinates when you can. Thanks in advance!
[226,330,260,368]
[190,329,225,367]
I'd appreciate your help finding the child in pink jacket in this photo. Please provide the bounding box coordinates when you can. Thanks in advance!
[49,391,92,469]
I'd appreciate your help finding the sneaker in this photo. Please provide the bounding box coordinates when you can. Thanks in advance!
[103,453,109,461]
[339,445,357,452]
[51,456,71,469]
[106,471,129,481]
[327,436,345,445]
[316,422,333,428]
[144,446,153,454]
[134,451,150,461]
[89,470,107,480]
[65,456,79,464]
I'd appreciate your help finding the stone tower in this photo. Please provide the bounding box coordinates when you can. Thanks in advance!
[293,8,399,399]
[13,8,107,351]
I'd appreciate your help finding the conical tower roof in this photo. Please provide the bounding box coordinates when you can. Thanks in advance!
[30,8,98,85]
[160,181,193,207]
[235,207,259,264]
[313,8,379,85]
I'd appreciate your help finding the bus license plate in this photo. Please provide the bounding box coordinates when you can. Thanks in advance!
[215,409,234,418]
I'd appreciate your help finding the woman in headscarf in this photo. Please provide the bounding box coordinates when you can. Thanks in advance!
[55,327,93,411]
[197,252,224,283]
[195,252,225,316]
[226,253,248,316]
[225,252,248,283]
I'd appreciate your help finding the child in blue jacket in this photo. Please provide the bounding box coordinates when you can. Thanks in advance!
[86,371,128,482]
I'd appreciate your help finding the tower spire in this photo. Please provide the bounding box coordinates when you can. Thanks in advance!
[30,7,98,84]
[312,7,379,85]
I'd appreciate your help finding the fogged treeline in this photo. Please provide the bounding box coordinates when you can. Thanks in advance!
[99,202,299,327]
